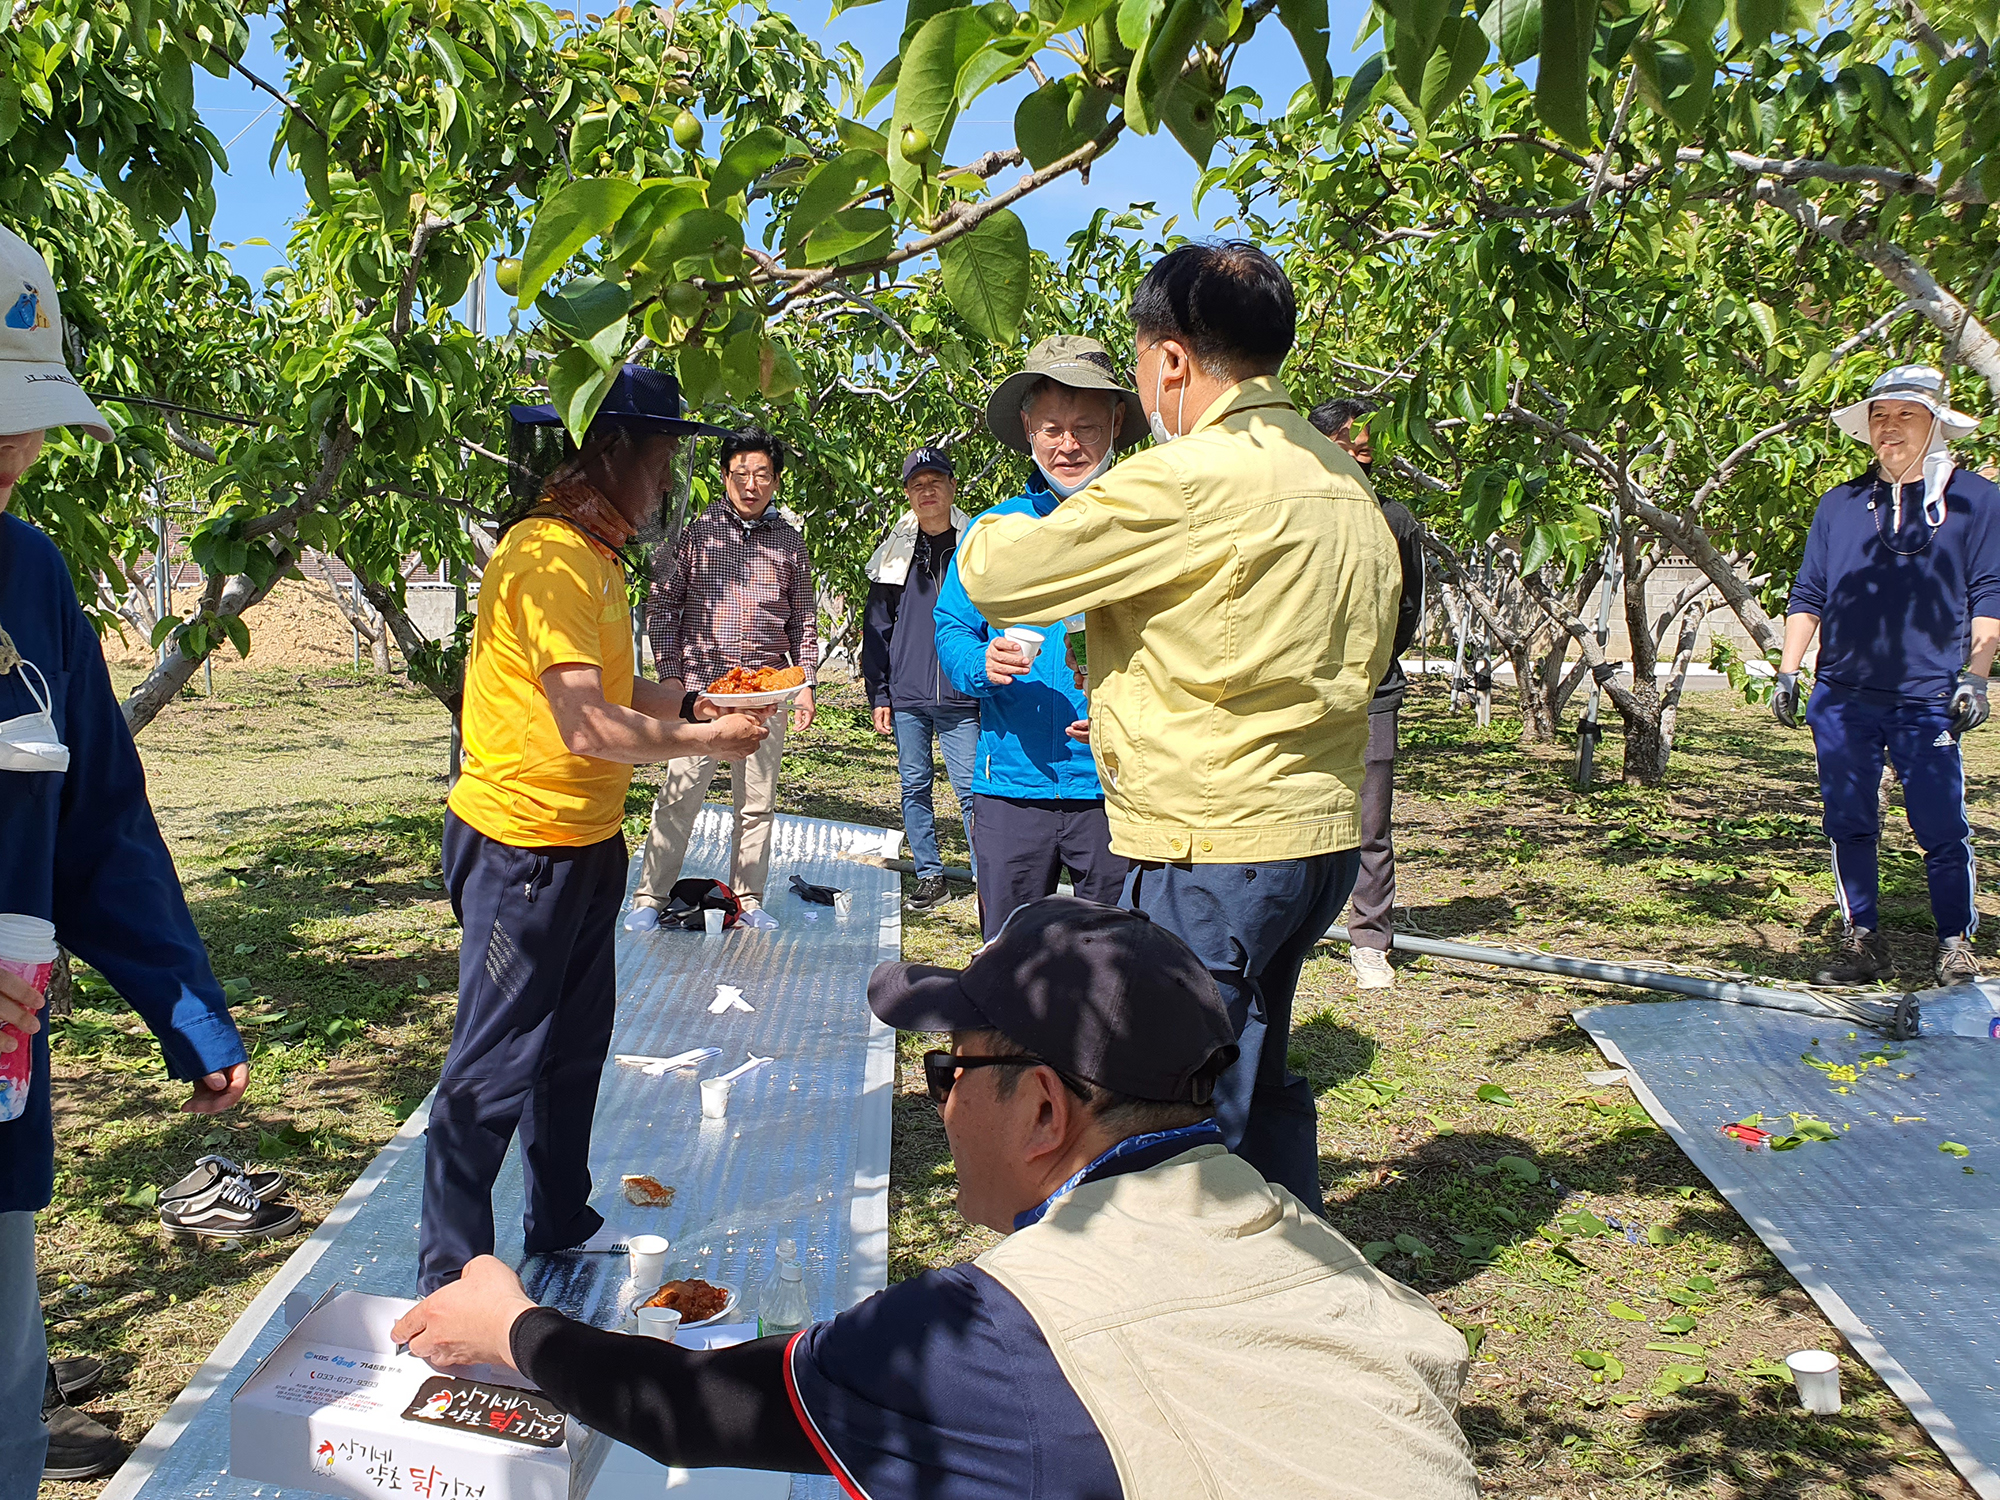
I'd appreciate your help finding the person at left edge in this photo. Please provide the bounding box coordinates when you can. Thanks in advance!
[0,223,252,1492]
[862,445,980,913]
[420,365,772,1295]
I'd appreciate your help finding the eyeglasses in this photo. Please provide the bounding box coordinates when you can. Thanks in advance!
[1029,421,1109,447]
[727,466,777,487]
[922,1049,1090,1106]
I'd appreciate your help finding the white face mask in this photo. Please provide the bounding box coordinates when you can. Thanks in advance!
[0,659,69,774]
[1148,355,1187,445]
[1042,446,1115,499]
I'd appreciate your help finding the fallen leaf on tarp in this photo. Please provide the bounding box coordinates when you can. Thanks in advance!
[1941,1141,1971,1157]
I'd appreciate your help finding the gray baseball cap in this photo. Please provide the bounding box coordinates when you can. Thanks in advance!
[985,335,1145,456]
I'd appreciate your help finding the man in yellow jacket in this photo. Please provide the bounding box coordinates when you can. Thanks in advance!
[956,243,1399,1208]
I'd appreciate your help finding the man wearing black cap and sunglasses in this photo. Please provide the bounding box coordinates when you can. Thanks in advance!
[392,897,1478,1499]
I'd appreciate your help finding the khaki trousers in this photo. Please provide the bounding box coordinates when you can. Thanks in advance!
[636,717,788,905]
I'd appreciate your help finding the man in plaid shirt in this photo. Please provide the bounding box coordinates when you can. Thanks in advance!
[634,428,819,914]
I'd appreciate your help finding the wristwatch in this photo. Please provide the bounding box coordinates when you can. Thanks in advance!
[681,689,700,722]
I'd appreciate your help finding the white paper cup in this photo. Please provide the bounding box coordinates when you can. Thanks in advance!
[703,907,724,936]
[1787,1350,1841,1414]
[636,1305,683,1343]
[628,1233,670,1288]
[700,1077,731,1119]
[1003,626,1044,665]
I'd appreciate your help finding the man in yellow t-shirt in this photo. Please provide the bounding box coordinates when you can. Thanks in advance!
[420,366,770,1294]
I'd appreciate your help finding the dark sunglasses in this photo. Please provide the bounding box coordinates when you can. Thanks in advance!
[922,1050,1090,1106]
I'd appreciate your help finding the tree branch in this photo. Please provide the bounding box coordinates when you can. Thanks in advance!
[394,215,452,340]
[213,46,326,142]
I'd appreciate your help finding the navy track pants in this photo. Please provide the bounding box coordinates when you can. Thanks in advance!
[1806,685,1979,939]
[419,811,628,1293]
[1122,852,1358,1212]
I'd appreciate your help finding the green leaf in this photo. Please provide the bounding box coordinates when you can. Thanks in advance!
[804,206,896,264]
[707,126,788,206]
[721,330,768,400]
[1162,65,1225,166]
[1392,1232,1434,1258]
[1941,1140,1971,1157]
[1479,0,1541,65]
[1495,1154,1537,1182]
[1033,0,1118,26]
[1631,36,1714,135]
[1747,300,1778,346]
[1535,0,1595,148]
[677,345,724,410]
[1652,1362,1707,1394]
[1646,1340,1706,1357]
[641,209,746,277]
[1360,1239,1396,1263]
[1646,1224,1679,1245]
[1605,1300,1648,1321]
[837,117,892,156]
[860,55,903,116]
[940,208,1030,343]
[536,275,631,342]
[1276,0,1332,103]
[1726,0,1786,50]
[1520,524,1556,576]
[1476,1082,1517,1106]
[222,614,251,659]
[1015,75,1114,169]
[1339,53,1386,136]
[785,150,890,252]
[890,9,994,204]
[1125,0,1208,136]
[545,347,619,440]
[518,177,643,305]
[1118,0,1164,50]
[1418,16,1488,123]
[1660,1312,1698,1333]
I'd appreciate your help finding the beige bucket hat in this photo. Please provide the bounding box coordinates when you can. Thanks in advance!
[0,224,111,441]
[985,335,1146,456]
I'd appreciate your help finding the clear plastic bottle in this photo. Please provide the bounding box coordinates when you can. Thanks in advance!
[757,1240,811,1338]
[1916,979,2000,1038]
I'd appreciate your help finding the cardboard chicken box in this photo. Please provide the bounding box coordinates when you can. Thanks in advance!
[232,1288,607,1500]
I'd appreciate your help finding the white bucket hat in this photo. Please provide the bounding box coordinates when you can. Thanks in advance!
[0,223,111,441]
[1831,364,1978,444]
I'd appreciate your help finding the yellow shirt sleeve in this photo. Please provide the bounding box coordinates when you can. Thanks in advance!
[956,450,1193,626]
[500,522,613,680]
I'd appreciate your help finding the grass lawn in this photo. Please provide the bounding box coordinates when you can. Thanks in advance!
[37,667,1992,1499]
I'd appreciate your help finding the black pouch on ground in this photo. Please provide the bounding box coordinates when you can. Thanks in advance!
[663,877,742,929]
[788,874,841,906]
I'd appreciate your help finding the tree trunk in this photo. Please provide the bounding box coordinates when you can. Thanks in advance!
[1508,641,1557,741]
[1619,675,1672,784]
[357,576,465,715]
[43,946,73,1022]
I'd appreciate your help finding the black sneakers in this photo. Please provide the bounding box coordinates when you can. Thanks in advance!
[159,1154,286,1210]
[1816,925,1891,985]
[159,1171,301,1243]
[43,1364,125,1480]
[1937,936,1982,986]
[906,875,951,912]
[52,1355,102,1400]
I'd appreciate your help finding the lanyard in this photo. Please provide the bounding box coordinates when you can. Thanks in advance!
[1013,1121,1225,1230]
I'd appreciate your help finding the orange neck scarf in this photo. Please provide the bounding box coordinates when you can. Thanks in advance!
[541,475,637,551]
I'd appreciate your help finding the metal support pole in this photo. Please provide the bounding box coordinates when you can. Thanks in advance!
[1322,925,1915,1036]
[351,573,363,670]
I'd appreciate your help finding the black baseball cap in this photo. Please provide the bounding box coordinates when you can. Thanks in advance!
[902,445,954,482]
[867,897,1238,1104]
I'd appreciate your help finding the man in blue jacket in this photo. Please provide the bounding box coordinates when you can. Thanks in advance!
[1774,365,2000,985]
[933,338,1142,938]
[862,446,979,912]
[0,225,253,1491]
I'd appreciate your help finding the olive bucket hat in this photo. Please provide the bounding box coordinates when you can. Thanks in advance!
[985,335,1146,456]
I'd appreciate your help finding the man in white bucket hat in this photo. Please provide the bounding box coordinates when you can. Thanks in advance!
[0,224,262,1489]
[1775,364,2000,985]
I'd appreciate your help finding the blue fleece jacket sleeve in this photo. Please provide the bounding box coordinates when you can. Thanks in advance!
[1787,501,1831,617]
[52,574,244,1083]
[933,539,1001,699]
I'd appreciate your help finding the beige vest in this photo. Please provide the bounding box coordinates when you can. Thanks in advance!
[977,1146,1478,1500]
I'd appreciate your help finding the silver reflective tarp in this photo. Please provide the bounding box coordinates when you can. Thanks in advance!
[1578,999,2000,1498]
[104,807,900,1500]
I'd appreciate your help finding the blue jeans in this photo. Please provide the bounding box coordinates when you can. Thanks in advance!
[1807,685,1978,937]
[894,706,979,880]
[1123,853,1359,1212]
[0,1211,46,1497]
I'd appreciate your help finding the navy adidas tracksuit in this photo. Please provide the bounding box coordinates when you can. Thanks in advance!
[1788,467,2000,937]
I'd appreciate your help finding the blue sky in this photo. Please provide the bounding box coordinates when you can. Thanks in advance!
[193,1,1374,305]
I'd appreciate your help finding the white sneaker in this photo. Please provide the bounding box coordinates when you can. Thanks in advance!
[1350,946,1395,990]
[622,906,660,933]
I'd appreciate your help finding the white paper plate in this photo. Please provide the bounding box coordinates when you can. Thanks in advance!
[700,685,806,708]
[634,1283,739,1330]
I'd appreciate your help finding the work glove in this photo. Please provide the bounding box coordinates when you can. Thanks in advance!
[1771,671,1801,730]
[1950,670,1990,734]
